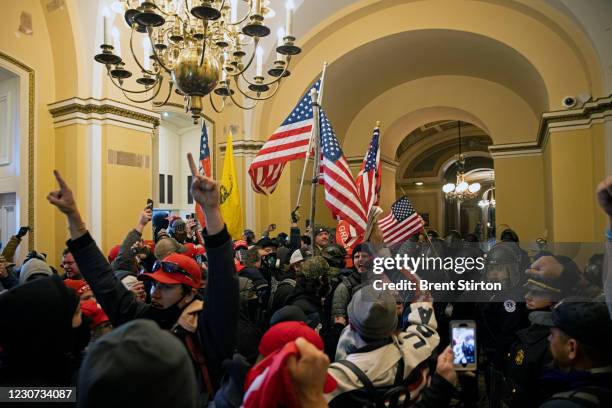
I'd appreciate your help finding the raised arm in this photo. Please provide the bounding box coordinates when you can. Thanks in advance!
[187,154,239,370]
[596,175,612,318]
[47,170,147,325]
[111,208,152,273]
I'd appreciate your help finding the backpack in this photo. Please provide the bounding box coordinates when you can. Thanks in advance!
[332,357,427,408]
[546,386,612,407]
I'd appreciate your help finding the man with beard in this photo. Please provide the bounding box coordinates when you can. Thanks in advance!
[313,225,331,255]
[530,300,612,407]
[47,153,238,403]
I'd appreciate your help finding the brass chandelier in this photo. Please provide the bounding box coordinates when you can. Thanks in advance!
[94,0,301,122]
[442,121,481,202]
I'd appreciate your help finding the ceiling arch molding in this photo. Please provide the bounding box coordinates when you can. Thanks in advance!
[256,0,603,144]
[343,75,538,159]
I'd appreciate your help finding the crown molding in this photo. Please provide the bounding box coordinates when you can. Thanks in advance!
[48,97,161,131]
[489,95,612,158]
[219,140,265,156]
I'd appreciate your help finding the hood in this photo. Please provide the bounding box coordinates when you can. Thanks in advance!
[0,275,78,362]
[18,258,53,284]
[77,319,199,408]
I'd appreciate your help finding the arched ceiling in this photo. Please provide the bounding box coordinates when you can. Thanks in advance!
[322,29,548,139]
[398,121,493,179]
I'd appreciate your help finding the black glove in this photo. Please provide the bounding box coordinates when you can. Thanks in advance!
[290,207,300,223]
[16,226,30,239]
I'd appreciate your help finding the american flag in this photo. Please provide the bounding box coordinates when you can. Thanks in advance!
[194,122,211,229]
[248,80,321,194]
[319,109,367,234]
[356,126,381,217]
[378,196,422,244]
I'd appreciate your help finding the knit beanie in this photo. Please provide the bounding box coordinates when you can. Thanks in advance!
[347,285,397,340]
[19,258,53,285]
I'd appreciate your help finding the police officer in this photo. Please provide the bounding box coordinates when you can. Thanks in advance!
[478,241,531,407]
[505,274,570,407]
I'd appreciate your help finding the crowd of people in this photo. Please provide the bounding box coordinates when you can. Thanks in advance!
[0,158,611,408]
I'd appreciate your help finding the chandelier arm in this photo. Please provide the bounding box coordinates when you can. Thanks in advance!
[153,80,175,107]
[120,77,165,103]
[147,26,174,74]
[184,0,192,22]
[151,1,172,16]
[106,69,160,94]
[227,4,251,25]
[130,24,157,76]
[208,93,225,113]
[227,86,258,110]
[231,76,281,101]
[239,56,292,87]
[227,37,259,78]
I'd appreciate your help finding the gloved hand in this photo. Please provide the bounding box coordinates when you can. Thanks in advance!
[291,206,300,223]
[16,226,30,239]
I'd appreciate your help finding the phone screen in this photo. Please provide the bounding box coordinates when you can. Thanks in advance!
[451,326,476,367]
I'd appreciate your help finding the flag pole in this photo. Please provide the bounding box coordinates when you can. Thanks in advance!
[295,62,328,215]
[309,85,321,247]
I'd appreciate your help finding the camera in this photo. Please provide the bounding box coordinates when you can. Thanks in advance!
[562,96,577,108]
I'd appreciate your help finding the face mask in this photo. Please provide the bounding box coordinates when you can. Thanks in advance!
[261,254,278,270]
[150,293,188,330]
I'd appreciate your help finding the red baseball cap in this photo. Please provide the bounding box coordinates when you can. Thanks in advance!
[80,298,110,328]
[107,245,121,263]
[140,253,202,288]
[233,240,248,251]
[259,321,336,393]
[183,243,206,259]
[64,279,91,296]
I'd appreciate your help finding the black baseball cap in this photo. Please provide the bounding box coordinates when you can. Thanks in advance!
[256,236,278,249]
[529,299,612,348]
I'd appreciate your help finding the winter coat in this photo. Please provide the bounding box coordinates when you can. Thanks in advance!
[0,275,82,387]
[67,226,239,392]
[326,301,440,406]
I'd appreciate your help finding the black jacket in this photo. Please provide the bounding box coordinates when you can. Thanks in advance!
[0,275,83,388]
[539,367,612,407]
[67,226,239,389]
[506,323,552,407]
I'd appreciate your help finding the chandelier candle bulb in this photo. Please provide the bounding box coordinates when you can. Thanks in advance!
[285,1,294,37]
[253,0,261,15]
[103,16,109,45]
[256,46,263,77]
[143,38,151,70]
[230,0,237,21]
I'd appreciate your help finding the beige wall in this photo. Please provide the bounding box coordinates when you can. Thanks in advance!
[543,124,607,242]
[494,155,546,242]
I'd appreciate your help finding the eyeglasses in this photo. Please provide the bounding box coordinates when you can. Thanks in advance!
[151,261,194,282]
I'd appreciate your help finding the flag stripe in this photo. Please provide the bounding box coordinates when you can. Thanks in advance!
[249,81,320,194]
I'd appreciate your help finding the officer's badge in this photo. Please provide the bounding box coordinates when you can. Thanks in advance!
[504,299,516,313]
[514,349,525,365]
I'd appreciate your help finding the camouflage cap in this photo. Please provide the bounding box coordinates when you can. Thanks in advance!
[313,225,328,235]
[301,256,330,279]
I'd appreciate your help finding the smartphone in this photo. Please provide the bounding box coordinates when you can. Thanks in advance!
[450,320,477,370]
[146,198,154,211]
[305,219,311,228]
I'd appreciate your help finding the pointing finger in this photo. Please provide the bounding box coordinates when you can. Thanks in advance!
[53,170,68,190]
[187,153,199,177]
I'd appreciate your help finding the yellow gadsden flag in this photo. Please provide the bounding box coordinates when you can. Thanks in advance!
[219,132,243,239]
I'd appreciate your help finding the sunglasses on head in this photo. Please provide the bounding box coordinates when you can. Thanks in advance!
[152,261,194,282]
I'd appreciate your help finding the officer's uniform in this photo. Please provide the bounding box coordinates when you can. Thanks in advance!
[505,278,566,407]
